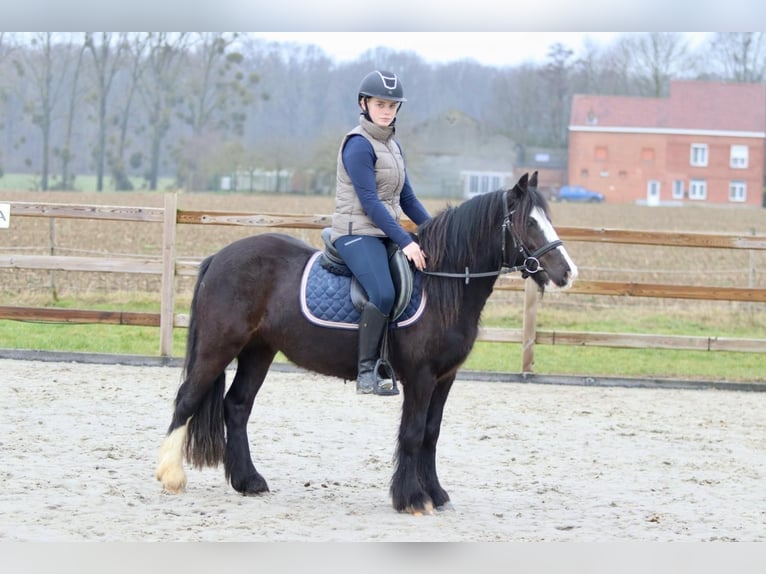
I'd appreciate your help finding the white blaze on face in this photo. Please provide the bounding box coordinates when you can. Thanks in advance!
[530,206,578,286]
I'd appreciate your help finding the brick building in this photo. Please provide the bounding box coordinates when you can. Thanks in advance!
[568,81,766,207]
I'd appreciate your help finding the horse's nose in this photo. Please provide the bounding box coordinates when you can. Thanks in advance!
[568,262,579,282]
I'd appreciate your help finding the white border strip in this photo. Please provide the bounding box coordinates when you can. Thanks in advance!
[569,125,766,139]
[299,251,358,330]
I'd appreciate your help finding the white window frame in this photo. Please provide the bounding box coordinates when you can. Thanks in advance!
[462,171,512,198]
[672,179,684,200]
[730,145,749,169]
[690,144,708,167]
[729,180,747,202]
[689,179,707,201]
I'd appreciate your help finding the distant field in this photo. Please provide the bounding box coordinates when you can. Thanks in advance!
[0,173,175,193]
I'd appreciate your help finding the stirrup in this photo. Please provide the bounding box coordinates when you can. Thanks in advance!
[373,359,399,396]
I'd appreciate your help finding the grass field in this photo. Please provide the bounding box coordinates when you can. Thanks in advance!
[1,187,765,381]
[0,173,176,193]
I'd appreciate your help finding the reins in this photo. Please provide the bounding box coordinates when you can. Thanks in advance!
[420,190,563,285]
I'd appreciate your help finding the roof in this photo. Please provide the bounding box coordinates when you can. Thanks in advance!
[570,80,766,134]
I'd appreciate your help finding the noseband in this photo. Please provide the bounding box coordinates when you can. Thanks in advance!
[501,194,563,278]
[422,190,563,284]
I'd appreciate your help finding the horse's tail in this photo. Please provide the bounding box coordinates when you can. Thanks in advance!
[181,254,226,469]
[183,254,213,378]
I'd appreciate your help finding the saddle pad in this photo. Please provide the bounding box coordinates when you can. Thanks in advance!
[300,251,426,330]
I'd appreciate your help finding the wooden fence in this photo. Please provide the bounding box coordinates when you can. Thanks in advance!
[2,194,766,372]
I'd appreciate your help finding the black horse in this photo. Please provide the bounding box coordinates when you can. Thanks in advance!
[156,172,577,514]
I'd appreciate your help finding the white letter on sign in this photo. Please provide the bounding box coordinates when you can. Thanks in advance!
[0,203,9,229]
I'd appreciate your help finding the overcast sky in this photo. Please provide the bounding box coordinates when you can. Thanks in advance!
[249,32,713,68]
[2,1,753,38]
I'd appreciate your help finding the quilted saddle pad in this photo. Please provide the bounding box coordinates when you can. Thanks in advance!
[299,251,426,330]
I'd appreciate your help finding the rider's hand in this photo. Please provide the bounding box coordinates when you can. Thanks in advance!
[402,242,427,271]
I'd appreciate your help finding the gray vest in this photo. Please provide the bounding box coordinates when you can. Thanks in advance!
[331,116,405,242]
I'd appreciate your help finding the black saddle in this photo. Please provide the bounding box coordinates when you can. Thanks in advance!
[320,228,414,321]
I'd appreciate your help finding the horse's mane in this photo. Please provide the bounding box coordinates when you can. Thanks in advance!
[417,177,550,325]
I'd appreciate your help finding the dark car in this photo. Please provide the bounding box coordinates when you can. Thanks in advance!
[555,185,605,203]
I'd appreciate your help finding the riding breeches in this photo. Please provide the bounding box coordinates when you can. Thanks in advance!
[333,234,395,316]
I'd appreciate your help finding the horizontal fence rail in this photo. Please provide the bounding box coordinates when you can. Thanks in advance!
[2,196,766,372]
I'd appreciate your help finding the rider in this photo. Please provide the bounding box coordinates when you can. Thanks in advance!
[331,70,430,396]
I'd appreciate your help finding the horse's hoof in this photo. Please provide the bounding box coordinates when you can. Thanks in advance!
[240,487,269,497]
[234,474,270,496]
[158,474,187,494]
[162,484,186,494]
[406,500,435,516]
[156,464,187,494]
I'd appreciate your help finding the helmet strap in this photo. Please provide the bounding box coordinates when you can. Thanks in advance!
[359,96,372,121]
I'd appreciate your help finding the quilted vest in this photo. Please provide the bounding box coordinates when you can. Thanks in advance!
[331,116,405,241]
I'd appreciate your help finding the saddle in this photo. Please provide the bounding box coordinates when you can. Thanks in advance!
[319,228,414,321]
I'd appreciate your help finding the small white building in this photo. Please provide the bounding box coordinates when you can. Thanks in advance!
[460,170,514,199]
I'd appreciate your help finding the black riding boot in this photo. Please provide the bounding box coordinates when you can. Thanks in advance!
[356,303,399,396]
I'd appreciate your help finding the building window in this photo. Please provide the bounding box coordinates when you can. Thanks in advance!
[729,181,747,202]
[672,180,684,199]
[594,146,608,161]
[641,147,655,162]
[462,171,511,198]
[690,144,708,167]
[730,145,749,169]
[580,168,589,177]
[689,179,707,200]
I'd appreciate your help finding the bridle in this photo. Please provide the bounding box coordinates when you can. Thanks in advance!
[421,190,563,285]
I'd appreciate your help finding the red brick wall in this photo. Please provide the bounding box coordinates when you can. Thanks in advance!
[568,131,764,206]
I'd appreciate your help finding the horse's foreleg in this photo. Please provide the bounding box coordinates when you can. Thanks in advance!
[390,375,437,515]
[419,375,455,510]
[224,344,276,495]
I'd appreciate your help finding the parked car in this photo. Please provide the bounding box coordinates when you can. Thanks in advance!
[554,185,605,203]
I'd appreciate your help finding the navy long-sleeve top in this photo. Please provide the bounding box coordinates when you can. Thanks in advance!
[342,134,430,249]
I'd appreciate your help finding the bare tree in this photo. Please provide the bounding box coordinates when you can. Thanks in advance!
[59,34,87,190]
[85,32,128,191]
[543,43,575,147]
[108,33,149,190]
[172,32,257,190]
[570,36,637,97]
[12,33,77,190]
[708,32,766,83]
[613,33,690,97]
[136,32,190,190]
[491,65,545,147]
[0,33,18,178]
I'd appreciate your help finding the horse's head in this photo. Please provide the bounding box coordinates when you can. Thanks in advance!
[505,172,578,291]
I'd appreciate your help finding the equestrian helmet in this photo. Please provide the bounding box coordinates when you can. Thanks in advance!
[358,70,407,103]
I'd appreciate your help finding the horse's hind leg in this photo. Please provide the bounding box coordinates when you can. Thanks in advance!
[420,375,455,510]
[156,359,229,494]
[224,342,277,495]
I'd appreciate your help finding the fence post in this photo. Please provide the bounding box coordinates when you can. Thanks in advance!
[48,218,58,301]
[521,278,539,372]
[159,192,178,357]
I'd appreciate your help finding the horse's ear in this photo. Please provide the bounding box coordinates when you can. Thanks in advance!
[515,172,529,191]
[529,171,538,189]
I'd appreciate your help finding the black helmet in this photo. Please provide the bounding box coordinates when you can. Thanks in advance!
[358,70,406,103]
